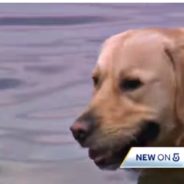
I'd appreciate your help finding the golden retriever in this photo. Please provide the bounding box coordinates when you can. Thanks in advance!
[70,28,184,184]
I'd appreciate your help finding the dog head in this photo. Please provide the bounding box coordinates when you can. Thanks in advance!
[70,28,184,170]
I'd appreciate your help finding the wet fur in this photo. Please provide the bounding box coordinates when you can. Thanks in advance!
[74,28,184,183]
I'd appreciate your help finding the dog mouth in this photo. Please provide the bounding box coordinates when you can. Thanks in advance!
[88,121,160,170]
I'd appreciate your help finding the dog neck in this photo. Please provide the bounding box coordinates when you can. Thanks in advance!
[156,124,184,147]
[139,169,184,184]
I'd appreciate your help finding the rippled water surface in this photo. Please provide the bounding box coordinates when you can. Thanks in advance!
[0,3,183,184]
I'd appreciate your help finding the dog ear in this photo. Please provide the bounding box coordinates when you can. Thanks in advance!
[164,34,184,126]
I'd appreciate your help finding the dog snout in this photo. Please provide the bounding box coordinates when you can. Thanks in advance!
[70,111,97,144]
[70,121,90,143]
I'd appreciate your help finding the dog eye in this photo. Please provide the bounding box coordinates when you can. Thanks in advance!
[120,78,143,91]
[92,76,99,86]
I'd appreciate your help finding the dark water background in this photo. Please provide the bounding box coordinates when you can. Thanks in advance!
[0,3,183,184]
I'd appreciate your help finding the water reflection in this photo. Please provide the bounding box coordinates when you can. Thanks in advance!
[0,78,23,89]
[0,16,107,26]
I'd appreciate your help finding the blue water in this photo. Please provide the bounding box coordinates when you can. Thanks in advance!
[0,3,183,184]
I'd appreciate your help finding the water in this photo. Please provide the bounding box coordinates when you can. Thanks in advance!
[0,3,183,184]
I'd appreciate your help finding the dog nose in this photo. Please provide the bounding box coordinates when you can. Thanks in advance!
[70,121,90,143]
